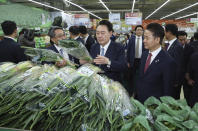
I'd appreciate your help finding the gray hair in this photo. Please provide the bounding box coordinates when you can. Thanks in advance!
[48,26,63,38]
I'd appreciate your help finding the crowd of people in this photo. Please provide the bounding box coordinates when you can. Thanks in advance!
[0,19,198,107]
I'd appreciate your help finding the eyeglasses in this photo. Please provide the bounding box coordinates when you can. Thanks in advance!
[55,33,65,38]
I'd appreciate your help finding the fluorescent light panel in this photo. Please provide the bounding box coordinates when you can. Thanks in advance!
[160,2,198,19]
[176,12,198,20]
[131,0,135,13]
[145,0,170,19]
[99,0,111,14]
[64,0,102,19]
[28,0,62,12]
[28,0,71,16]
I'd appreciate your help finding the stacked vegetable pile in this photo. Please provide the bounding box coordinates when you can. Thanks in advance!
[122,97,198,131]
[0,61,134,130]
[1,39,198,130]
[0,61,198,130]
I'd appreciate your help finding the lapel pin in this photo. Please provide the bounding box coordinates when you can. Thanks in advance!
[155,59,159,63]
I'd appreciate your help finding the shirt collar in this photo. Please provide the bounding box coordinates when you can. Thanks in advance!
[4,36,16,41]
[74,36,79,40]
[84,35,89,42]
[149,46,162,58]
[168,38,177,46]
[54,44,61,51]
[100,40,111,51]
[135,35,142,39]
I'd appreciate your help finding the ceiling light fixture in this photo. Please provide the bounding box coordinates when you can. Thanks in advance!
[145,0,170,19]
[99,0,111,14]
[131,0,136,13]
[175,12,198,20]
[28,0,62,12]
[160,2,198,19]
[64,0,102,19]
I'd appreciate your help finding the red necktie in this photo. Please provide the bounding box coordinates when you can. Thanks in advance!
[144,53,152,73]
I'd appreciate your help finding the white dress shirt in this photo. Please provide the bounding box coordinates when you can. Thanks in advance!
[100,40,111,56]
[84,35,89,44]
[135,36,143,58]
[4,36,16,41]
[149,46,162,64]
[167,38,177,50]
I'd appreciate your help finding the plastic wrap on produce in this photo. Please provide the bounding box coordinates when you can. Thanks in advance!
[22,46,76,68]
[0,61,33,83]
[58,39,93,62]
[88,73,134,117]
[0,66,42,94]
[13,64,57,94]
[0,62,15,72]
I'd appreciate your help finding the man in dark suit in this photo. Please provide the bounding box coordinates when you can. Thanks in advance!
[127,25,145,96]
[186,52,198,107]
[47,26,80,67]
[165,24,185,99]
[79,25,95,52]
[136,23,176,103]
[0,20,27,63]
[81,20,127,82]
[189,32,198,53]
[46,26,68,67]
[69,26,84,44]
[177,31,194,104]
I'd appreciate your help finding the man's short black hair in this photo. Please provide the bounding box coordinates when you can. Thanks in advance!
[79,25,87,34]
[135,25,143,31]
[48,26,63,38]
[1,20,17,35]
[146,23,165,44]
[177,31,187,38]
[194,32,198,40]
[165,24,178,36]
[98,20,113,32]
[69,26,79,35]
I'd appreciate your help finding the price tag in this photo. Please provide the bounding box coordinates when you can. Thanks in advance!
[77,67,94,77]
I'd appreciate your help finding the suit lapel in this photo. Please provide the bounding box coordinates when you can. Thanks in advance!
[52,44,59,53]
[144,50,163,74]
[94,43,100,58]
[105,41,114,59]
[141,36,145,52]
[168,39,177,53]
[140,51,148,76]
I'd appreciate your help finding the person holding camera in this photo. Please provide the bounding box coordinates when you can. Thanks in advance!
[17,28,35,47]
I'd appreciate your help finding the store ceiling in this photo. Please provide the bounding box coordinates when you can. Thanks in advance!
[9,0,198,20]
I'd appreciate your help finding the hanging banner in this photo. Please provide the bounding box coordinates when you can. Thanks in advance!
[109,13,120,23]
[73,14,90,26]
[125,12,142,25]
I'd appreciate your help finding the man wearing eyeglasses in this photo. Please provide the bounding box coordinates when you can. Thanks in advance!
[47,26,68,67]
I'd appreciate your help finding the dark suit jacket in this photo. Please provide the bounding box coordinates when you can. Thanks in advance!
[136,49,176,103]
[183,44,194,72]
[76,36,84,45]
[85,35,95,52]
[127,35,145,67]
[90,41,127,82]
[187,52,198,107]
[0,37,27,63]
[189,40,198,53]
[167,39,185,85]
